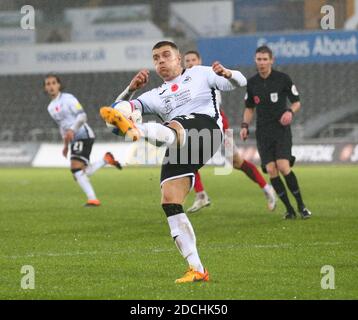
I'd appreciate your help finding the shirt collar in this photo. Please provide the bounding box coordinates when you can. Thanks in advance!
[164,68,186,84]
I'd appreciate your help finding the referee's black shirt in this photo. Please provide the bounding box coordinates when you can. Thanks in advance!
[245,69,300,134]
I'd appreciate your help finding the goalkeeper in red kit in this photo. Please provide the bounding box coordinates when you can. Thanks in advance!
[184,50,276,213]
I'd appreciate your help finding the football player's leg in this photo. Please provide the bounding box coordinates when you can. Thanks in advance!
[100,106,139,140]
[85,158,106,176]
[194,171,204,193]
[137,120,185,148]
[161,177,208,282]
[233,151,266,187]
[100,106,180,145]
[70,140,100,205]
[232,150,276,211]
[71,159,100,206]
[136,122,178,147]
[187,171,211,213]
[86,152,122,176]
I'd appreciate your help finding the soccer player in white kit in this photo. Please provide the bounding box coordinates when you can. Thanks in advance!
[100,41,247,283]
[44,74,122,207]
[184,50,276,214]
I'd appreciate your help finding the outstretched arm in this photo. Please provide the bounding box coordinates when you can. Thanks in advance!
[115,69,150,102]
[211,61,247,91]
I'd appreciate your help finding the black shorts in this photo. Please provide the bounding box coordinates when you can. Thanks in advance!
[160,114,222,188]
[70,138,95,165]
[256,127,295,172]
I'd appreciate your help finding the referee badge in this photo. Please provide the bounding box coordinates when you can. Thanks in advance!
[270,92,278,103]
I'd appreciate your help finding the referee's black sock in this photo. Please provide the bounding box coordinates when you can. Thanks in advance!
[284,171,305,211]
[270,176,295,213]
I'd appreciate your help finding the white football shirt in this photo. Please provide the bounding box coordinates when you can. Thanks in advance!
[47,92,95,140]
[131,65,246,131]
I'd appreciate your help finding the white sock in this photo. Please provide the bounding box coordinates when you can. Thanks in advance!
[197,191,208,200]
[167,213,204,273]
[86,159,106,177]
[136,123,176,147]
[73,170,97,200]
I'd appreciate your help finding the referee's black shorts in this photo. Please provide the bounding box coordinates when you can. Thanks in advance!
[256,127,295,172]
[160,113,222,188]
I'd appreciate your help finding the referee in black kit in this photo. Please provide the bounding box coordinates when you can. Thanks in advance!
[240,45,311,219]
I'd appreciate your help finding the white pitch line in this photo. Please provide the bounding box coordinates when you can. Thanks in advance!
[2,241,352,260]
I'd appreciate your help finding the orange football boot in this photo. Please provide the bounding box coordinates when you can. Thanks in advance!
[84,199,101,207]
[175,267,210,284]
[100,106,140,141]
[104,152,122,169]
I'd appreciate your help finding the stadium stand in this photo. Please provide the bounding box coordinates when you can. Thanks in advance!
[0,61,357,142]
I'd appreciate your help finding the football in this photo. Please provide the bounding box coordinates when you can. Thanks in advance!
[106,100,142,130]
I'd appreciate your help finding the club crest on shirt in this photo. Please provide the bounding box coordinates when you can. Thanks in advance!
[270,92,278,103]
[254,96,260,104]
[55,105,61,112]
[182,76,192,84]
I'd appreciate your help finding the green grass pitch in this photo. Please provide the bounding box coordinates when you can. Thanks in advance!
[0,166,357,299]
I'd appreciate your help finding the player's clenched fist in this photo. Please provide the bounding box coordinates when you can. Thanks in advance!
[129,69,150,91]
[212,61,232,79]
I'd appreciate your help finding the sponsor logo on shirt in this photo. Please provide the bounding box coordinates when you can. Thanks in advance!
[164,96,174,114]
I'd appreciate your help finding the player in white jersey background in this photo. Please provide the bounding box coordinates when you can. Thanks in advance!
[44,74,122,207]
[100,41,247,283]
[183,50,276,214]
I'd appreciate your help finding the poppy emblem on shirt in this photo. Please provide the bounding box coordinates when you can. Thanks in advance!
[171,84,179,92]
[254,96,260,104]
[55,105,61,112]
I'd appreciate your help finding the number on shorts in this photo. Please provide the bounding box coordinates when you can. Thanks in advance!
[73,141,84,153]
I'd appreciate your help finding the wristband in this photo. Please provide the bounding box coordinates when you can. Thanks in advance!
[241,122,249,129]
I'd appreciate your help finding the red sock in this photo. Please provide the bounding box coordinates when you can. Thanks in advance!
[239,160,267,188]
[194,171,204,193]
